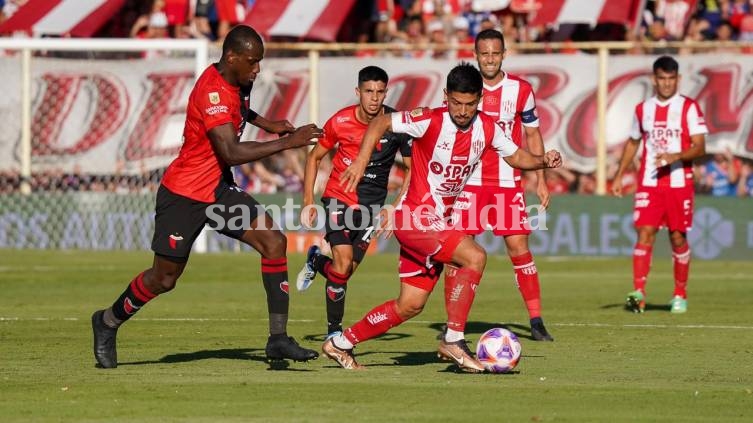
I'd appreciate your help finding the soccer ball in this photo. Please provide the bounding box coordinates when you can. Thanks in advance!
[475,328,522,373]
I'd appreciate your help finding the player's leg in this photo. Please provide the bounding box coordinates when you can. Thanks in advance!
[323,275,434,370]
[323,244,355,336]
[666,187,693,313]
[217,188,318,361]
[668,230,690,313]
[504,234,553,341]
[236,215,318,361]
[626,225,658,313]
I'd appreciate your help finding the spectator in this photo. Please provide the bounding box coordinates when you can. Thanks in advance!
[715,20,739,52]
[426,19,449,59]
[737,158,753,196]
[451,16,475,58]
[130,0,169,39]
[701,149,741,196]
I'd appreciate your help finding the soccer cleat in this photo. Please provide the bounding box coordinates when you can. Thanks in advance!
[530,318,554,341]
[437,339,485,373]
[265,335,319,362]
[91,309,118,369]
[296,245,321,291]
[321,338,364,370]
[625,290,646,313]
[669,296,687,314]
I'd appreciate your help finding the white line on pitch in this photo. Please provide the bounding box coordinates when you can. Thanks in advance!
[2,317,753,330]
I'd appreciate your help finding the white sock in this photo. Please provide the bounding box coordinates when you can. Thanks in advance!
[444,328,465,343]
[333,334,354,350]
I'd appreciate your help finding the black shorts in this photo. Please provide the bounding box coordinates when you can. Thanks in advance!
[322,197,378,264]
[152,184,263,262]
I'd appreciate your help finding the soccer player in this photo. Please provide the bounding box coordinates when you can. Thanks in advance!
[91,25,322,369]
[296,66,413,338]
[322,63,562,371]
[453,28,553,341]
[612,55,707,314]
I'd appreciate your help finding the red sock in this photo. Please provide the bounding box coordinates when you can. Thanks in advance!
[633,243,652,294]
[672,244,690,298]
[510,252,541,319]
[444,266,481,332]
[344,300,404,345]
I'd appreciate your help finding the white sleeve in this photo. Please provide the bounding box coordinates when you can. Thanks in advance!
[391,109,431,139]
[687,102,708,136]
[491,122,519,157]
[629,110,642,140]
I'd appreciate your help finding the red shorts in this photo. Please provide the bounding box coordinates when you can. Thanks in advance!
[393,209,468,291]
[633,187,694,232]
[452,185,531,236]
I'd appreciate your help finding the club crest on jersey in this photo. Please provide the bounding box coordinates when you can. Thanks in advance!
[208,92,220,105]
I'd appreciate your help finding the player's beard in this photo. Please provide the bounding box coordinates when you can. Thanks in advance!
[450,112,475,130]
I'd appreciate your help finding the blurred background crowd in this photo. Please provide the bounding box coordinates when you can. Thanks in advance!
[1,0,752,198]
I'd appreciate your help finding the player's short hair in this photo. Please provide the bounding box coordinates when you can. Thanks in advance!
[358,66,389,86]
[446,62,482,95]
[222,25,263,57]
[653,56,679,74]
[474,29,505,51]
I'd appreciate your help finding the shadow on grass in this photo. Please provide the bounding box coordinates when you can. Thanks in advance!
[302,332,412,343]
[118,348,315,371]
[602,302,672,312]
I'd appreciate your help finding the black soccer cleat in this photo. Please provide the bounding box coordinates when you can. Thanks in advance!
[91,309,118,368]
[530,318,554,342]
[265,334,319,362]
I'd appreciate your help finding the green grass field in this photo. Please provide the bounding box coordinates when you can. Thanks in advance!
[1,249,752,422]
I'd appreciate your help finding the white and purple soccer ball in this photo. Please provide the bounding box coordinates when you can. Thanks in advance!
[475,328,522,373]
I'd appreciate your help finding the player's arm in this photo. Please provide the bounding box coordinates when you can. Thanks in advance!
[208,122,322,166]
[301,143,332,228]
[504,148,561,170]
[612,138,641,197]
[654,134,706,169]
[525,125,550,208]
[339,113,393,192]
[377,156,411,239]
[248,111,296,136]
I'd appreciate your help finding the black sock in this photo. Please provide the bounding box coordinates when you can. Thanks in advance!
[312,254,332,276]
[324,268,349,334]
[261,257,289,335]
[109,271,156,326]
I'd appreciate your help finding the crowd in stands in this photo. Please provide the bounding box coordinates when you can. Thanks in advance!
[3,154,753,198]
[1,1,752,197]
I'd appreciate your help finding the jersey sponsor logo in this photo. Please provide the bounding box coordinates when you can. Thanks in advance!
[208,92,220,105]
[205,105,229,115]
[342,156,352,166]
[452,155,468,161]
[429,161,478,179]
[336,115,350,123]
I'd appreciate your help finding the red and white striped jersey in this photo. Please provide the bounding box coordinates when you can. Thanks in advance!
[630,94,708,189]
[391,107,518,219]
[467,72,539,188]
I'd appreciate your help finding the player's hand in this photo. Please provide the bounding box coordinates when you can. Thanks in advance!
[611,177,623,197]
[536,179,551,209]
[544,150,562,169]
[655,152,677,168]
[287,124,323,149]
[267,119,296,136]
[300,201,318,229]
[375,207,395,239]
[339,158,367,192]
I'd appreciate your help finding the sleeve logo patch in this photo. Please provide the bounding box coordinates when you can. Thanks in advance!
[410,108,425,118]
[208,92,220,105]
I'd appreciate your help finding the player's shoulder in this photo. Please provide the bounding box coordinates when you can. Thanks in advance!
[678,95,701,108]
[505,72,533,88]
[400,106,436,123]
[327,105,358,125]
